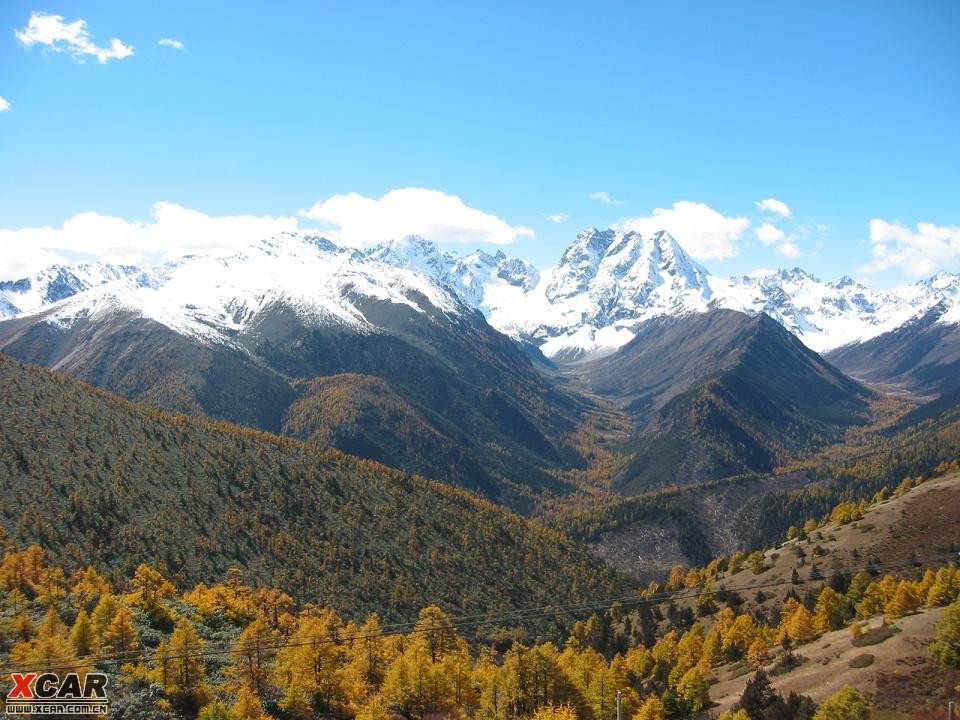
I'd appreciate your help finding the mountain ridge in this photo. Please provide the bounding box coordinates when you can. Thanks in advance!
[825,301,960,397]
[3,229,957,367]
[582,310,875,493]
[0,229,948,507]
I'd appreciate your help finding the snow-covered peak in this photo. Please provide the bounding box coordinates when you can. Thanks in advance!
[546,229,709,304]
[703,267,960,352]
[479,229,721,360]
[617,230,709,291]
[364,235,449,273]
[3,227,959,363]
[0,262,140,317]
[5,232,466,345]
[474,230,960,360]
[546,228,617,302]
[363,235,539,307]
[495,255,540,290]
[828,275,862,291]
[922,271,960,292]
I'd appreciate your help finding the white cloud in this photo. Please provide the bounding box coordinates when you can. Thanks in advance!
[299,188,534,247]
[589,191,621,205]
[755,223,785,246]
[619,200,750,260]
[775,240,802,259]
[0,245,70,280]
[0,190,534,278]
[756,197,792,218]
[158,38,185,50]
[545,213,569,224]
[756,222,802,258]
[0,97,10,112]
[0,202,297,278]
[859,219,960,277]
[15,11,134,64]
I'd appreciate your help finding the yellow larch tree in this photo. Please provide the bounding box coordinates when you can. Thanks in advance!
[275,610,347,719]
[102,603,139,654]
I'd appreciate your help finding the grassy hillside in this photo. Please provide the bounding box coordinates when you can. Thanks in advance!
[0,353,633,623]
[561,471,960,718]
[705,472,960,714]
[751,387,960,548]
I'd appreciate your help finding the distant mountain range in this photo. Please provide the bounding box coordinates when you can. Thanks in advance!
[471,227,960,361]
[2,229,958,364]
[0,262,140,316]
[825,301,960,397]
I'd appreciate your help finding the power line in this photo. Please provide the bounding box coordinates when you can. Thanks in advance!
[2,549,955,676]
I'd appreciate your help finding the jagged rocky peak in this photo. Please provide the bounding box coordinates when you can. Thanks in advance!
[459,248,540,290]
[546,228,617,302]
[923,271,960,292]
[0,277,32,294]
[742,266,817,288]
[641,230,710,289]
[366,234,442,259]
[829,275,861,290]
[363,235,540,299]
[496,256,539,290]
[548,228,710,306]
[0,262,140,317]
[299,233,347,255]
[782,266,818,281]
[363,234,457,279]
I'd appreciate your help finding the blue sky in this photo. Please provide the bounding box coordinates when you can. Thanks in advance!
[1,1,958,284]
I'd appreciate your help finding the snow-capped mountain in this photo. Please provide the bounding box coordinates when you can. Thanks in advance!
[383,227,959,361]
[364,235,539,308]
[0,262,139,317]
[712,268,960,354]
[824,299,960,396]
[1,233,466,344]
[468,228,960,360]
[1,228,958,362]
[484,229,718,360]
[0,232,583,509]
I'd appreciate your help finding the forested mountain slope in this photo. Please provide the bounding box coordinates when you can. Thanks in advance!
[0,353,633,622]
[0,293,593,512]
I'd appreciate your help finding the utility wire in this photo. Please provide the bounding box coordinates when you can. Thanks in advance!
[2,549,955,676]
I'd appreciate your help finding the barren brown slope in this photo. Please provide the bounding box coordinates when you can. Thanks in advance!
[711,608,959,714]
[701,472,960,715]
[709,472,960,611]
